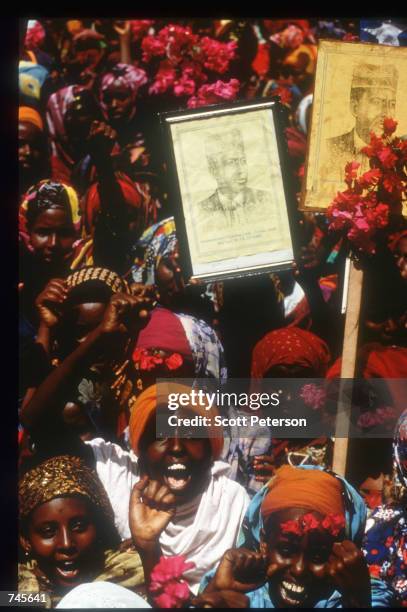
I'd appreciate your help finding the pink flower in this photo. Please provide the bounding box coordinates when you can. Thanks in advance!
[130,20,154,40]
[358,411,378,429]
[141,35,166,61]
[300,383,327,410]
[154,592,177,608]
[198,37,237,73]
[383,117,398,136]
[187,78,240,108]
[150,556,195,587]
[148,61,176,94]
[164,580,191,601]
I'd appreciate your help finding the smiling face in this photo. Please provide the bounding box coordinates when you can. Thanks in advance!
[139,409,212,502]
[21,496,104,591]
[29,208,76,268]
[261,508,342,607]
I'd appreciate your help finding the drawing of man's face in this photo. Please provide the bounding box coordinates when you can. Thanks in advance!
[351,87,397,143]
[206,130,248,197]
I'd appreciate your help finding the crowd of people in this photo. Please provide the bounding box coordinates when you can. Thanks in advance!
[18,18,407,608]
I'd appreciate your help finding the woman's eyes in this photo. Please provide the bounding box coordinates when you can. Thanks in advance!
[277,543,297,557]
[37,523,57,538]
[70,519,89,532]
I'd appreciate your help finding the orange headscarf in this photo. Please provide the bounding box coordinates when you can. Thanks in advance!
[19,106,44,131]
[129,383,223,460]
[261,465,344,519]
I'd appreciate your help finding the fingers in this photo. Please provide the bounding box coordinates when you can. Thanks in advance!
[136,477,176,510]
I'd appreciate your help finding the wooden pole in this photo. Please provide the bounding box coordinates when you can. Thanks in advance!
[332,258,364,476]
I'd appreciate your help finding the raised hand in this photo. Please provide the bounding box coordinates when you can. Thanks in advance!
[210,548,271,593]
[252,454,274,483]
[129,476,176,552]
[99,292,154,336]
[113,20,131,39]
[87,120,118,159]
[35,278,68,328]
[325,541,371,608]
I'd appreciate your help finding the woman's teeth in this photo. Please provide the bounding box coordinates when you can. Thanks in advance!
[280,581,305,605]
[166,464,191,490]
[56,561,79,579]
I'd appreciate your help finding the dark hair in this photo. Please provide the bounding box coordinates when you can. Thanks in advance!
[25,181,74,230]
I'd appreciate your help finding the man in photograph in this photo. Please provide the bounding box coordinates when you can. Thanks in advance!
[325,63,398,177]
[197,128,269,229]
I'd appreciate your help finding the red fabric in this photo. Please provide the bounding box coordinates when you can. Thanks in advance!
[252,42,270,77]
[83,173,144,235]
[136,307,192,358]
[326,343,407,411]
[251,327,331,378]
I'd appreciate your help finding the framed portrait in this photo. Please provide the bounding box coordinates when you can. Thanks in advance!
[301,40,407,212]
[160,99,298,283]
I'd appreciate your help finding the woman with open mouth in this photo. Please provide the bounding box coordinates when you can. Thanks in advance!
[18,454,145,607]
[195,465,396,608]
[125,383,250,595]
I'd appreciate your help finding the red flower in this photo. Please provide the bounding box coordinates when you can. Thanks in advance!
[357,168,382,189]
[377,147,398,169]
[130,20,154,41]
[321,513,346,537]
[383,117,398,136]
[165,353,184,370]
[280,519,302,536]
[345,161,360,186]
[198,37,237,74]
[302,513,320,532]
[141,35,166,62]
[272,86,292,106]
[148,61,176,94]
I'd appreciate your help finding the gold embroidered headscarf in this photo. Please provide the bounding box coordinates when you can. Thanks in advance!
[19,455,114,522]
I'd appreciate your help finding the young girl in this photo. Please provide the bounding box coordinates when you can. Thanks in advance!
[196,465,395,608]
[19,454,144,608]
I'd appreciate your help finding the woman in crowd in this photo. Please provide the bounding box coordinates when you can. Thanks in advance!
[19,106,50,196]
[21,267,139,446]
[19,454,145,608]
[19,180,81,400]
[363,409,407,606]
[196,464,395,608]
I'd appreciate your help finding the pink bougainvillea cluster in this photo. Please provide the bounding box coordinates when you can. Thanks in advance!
[141,24,240,107]
[327,118,407,255]
[149,555,194,608]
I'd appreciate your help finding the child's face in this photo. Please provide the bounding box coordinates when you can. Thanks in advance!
[261,508,341,607]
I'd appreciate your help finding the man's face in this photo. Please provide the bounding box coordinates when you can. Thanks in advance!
[351,87,396,142]
[210,150,248,197]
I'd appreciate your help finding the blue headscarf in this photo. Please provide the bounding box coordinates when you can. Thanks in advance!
[199,465,394,608]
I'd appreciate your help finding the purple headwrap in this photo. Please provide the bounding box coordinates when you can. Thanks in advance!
[99,63,147,118]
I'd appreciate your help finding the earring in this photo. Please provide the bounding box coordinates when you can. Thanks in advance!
[25,550,29,558]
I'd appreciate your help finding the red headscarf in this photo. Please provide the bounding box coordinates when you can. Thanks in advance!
[251,327,331,378]
[83,173,149,236]
[135,307,192,358]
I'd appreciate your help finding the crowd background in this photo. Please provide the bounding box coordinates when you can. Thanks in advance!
[16,17,407,608]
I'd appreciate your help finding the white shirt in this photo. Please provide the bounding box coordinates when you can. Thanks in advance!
[86,438,250,593]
